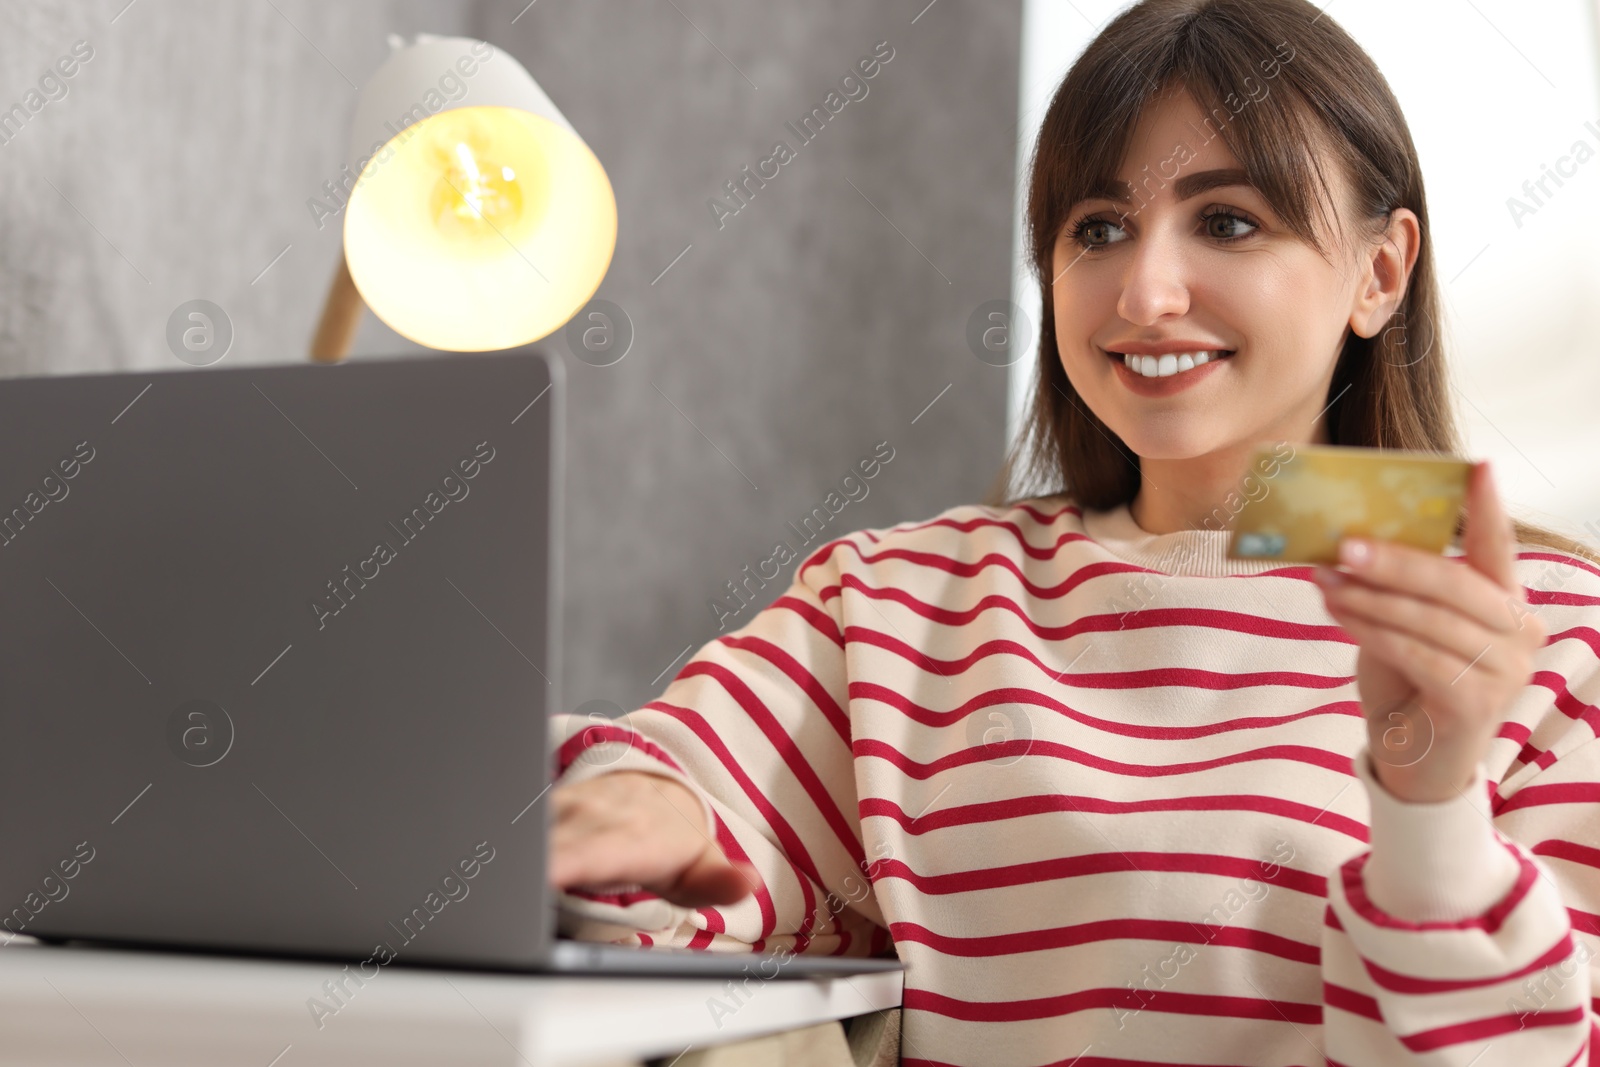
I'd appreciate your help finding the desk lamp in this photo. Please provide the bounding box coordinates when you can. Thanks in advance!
[310,34,616,360]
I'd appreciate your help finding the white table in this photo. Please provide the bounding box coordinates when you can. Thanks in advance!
[0,936,904,1066]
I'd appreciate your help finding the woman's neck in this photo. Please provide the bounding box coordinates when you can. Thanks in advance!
[1129,424,1328,535]
[1129,456,1253,535]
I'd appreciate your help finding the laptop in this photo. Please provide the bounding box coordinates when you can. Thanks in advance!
[0,348,899,979]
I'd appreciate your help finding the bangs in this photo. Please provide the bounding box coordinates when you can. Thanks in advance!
[1029,5,1376,277]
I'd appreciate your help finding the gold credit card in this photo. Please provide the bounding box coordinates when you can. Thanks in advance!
[1225,443,1472,564]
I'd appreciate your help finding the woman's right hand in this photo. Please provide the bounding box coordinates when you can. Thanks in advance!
[550,771,757,908]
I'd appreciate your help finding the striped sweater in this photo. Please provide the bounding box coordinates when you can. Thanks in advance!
[551,494,1600,1066]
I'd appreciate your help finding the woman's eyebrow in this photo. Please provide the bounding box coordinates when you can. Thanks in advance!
[1086,167,1257,204]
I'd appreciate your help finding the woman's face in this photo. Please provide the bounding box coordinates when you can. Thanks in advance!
[1051,87,1376,464]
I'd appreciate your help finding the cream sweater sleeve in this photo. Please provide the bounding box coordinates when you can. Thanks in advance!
[1322,605,1600,1064]
[546,534,890,957]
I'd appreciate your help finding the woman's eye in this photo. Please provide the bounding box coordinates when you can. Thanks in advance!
[1202,210,1257,241]
[1076,218,1127,248]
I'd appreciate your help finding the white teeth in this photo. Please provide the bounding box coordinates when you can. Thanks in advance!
[1121,350,1224,378]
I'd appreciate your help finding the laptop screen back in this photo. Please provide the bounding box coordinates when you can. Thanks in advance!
[0,349,560,969]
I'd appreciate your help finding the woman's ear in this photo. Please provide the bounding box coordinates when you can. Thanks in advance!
[1349,207,1421,338]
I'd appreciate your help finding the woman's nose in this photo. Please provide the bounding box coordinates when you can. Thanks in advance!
[1115,231,1191,325]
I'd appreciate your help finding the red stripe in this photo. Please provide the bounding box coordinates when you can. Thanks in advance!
[1399,1005,1586,1052]
[1496,782,1600,817]
[845,625,1353,691]
[852,681,1364,740]
[908,1055,1254,1062]
[1323,980,1382,1021]
[766,594,845,649]
[854,735,1356,781]
[820,538,1139,598]
[872,850,1326,897]
[1505,716,1549,776]
[674,661,866,868]
[903,985,1321,1025]
[642,701,829,896]
[1338,848,1536,932]
[707,812,777,941]
[566,888,660,908]
[718,633,850,742]
[1500,720,1534,746]
[864,684,1363,742]
[798,509,1089,570]
[791,866,817,953]
[819,563,1158,614]
[1535,839,1600,872]
[1528,590,1600,607]
[1359,932,1575,994]
[1548,625,1600,659]
[555,722,685,778]
[796,536,856,577]
[1530,668,1600,725]
[859,791,1369,844]
[1011,499,1080,526]
[1519,550,1600,583]
[890,917,1318,964]
[831,573,1356,645]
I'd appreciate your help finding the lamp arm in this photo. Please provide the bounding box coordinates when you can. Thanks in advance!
[309,255,365,363]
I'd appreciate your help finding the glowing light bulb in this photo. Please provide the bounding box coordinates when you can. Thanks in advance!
[343,100,610,351]
[425,123,528,242]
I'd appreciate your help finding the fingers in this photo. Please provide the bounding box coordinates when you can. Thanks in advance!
[549,776,674,890]
[663,856,760,909]
[1326,608,1486,703]
[548,772,754,909]
[627,777,756,906]
[552,815,752,908]
[1325,533,1524,636]
[1316,570,1520,668]
[1461,460,1520,593]
[548,802,662,890]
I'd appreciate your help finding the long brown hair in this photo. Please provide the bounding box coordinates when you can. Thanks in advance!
[986,0,1600,565]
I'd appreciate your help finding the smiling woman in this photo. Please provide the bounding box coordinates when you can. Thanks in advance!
[992,6,1595,564]
[544,3,1600,1065]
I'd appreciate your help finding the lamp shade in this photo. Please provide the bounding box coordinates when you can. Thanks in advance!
[341,35,616,352]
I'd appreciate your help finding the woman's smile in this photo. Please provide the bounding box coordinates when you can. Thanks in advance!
[1101,337,1238,391]
[1106,345,1234,396]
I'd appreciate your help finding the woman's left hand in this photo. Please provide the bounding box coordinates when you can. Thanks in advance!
[1311,460,1546,803]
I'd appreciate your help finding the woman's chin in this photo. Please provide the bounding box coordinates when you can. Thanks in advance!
[1112,427,1227,462]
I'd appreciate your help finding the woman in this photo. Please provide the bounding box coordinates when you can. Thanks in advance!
[550,1,1600,1063]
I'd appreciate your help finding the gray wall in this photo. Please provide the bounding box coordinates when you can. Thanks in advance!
[0,0,1021,715]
